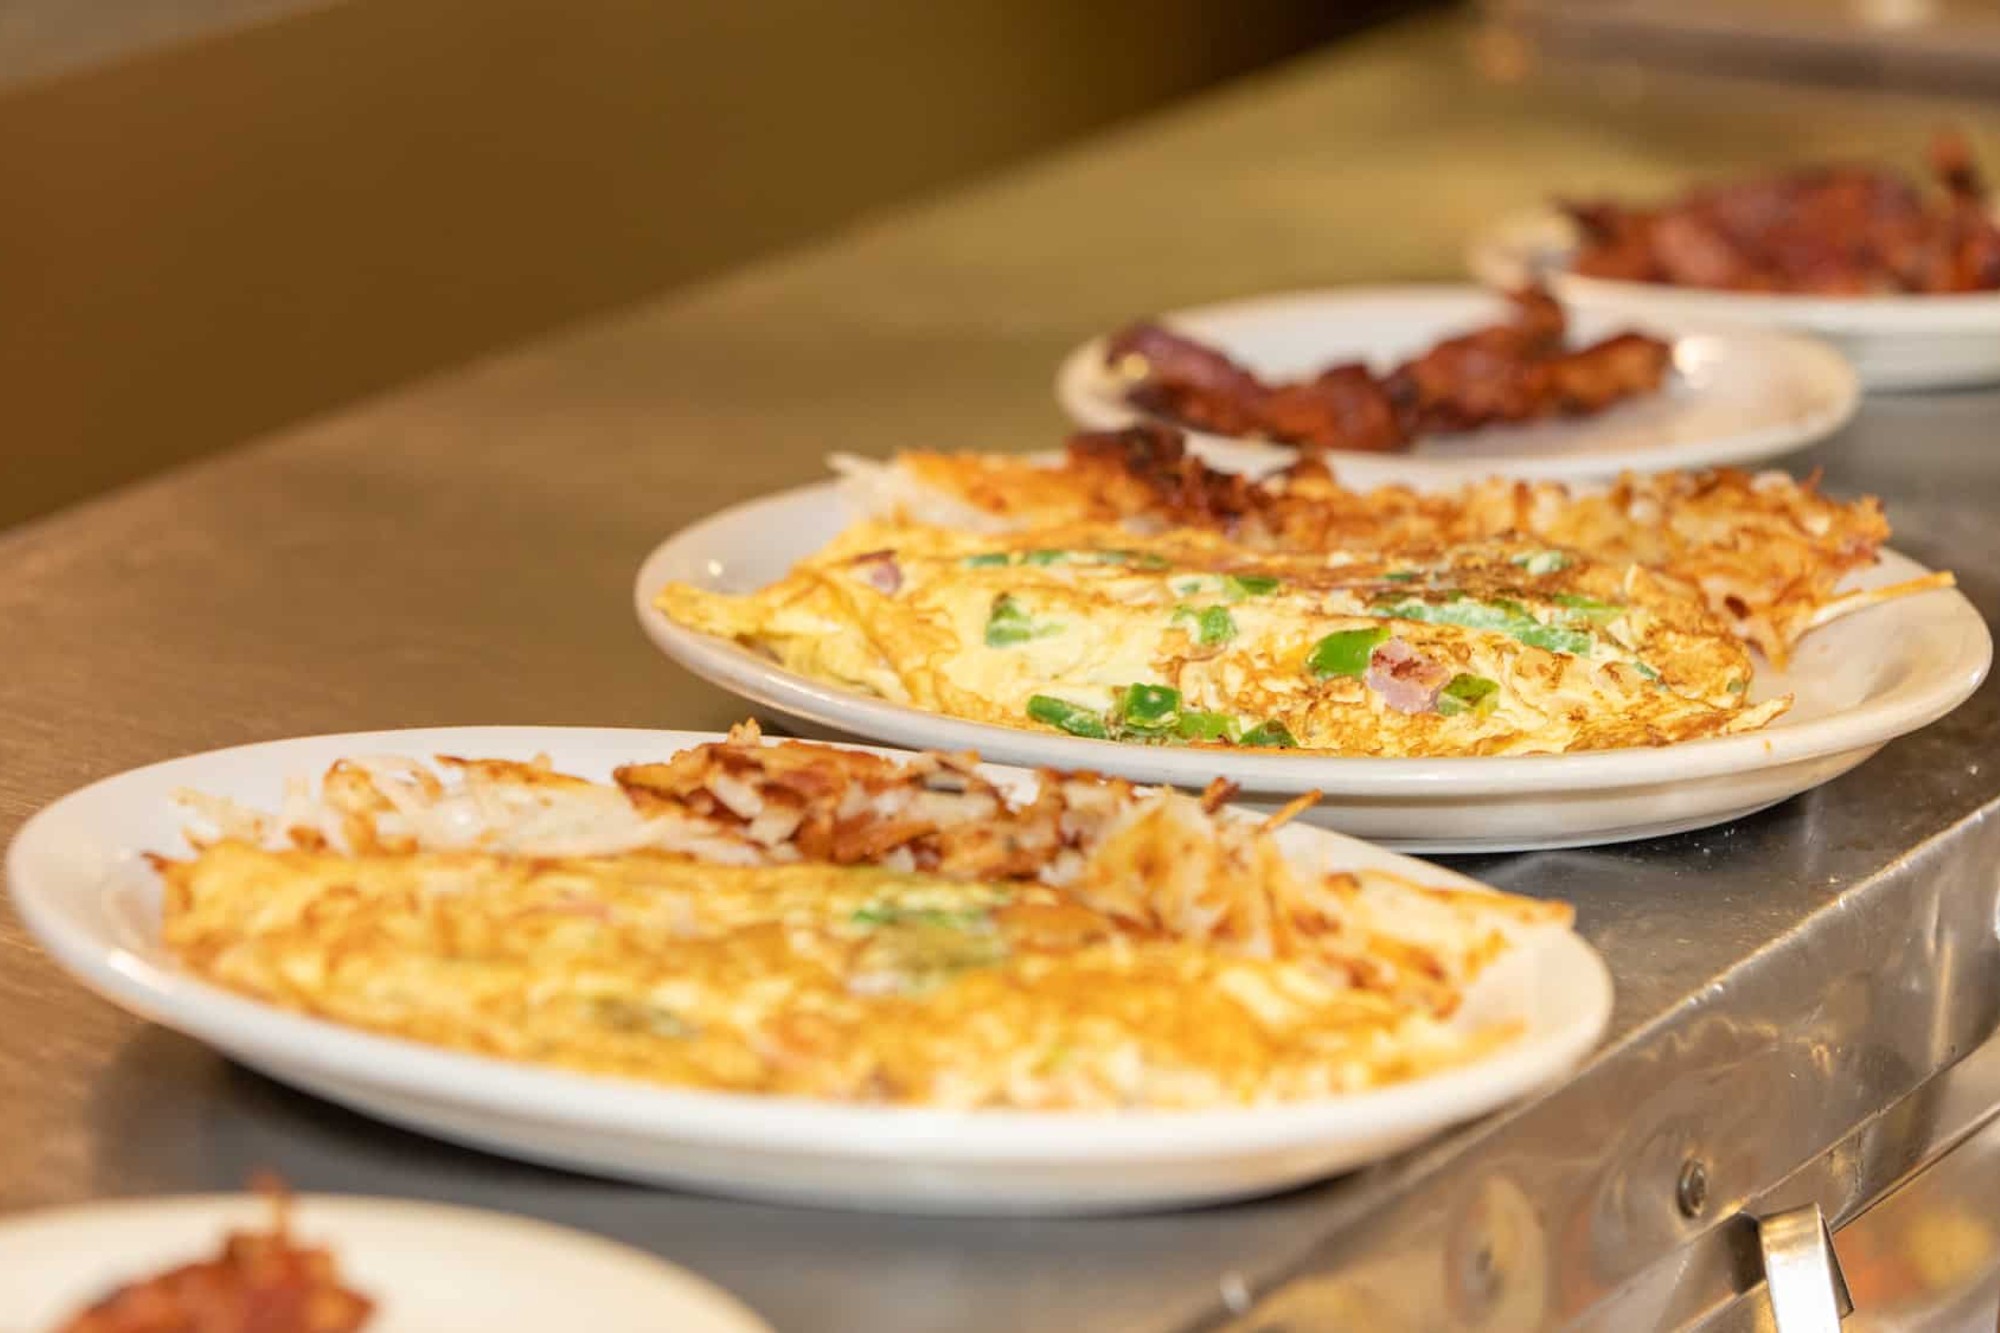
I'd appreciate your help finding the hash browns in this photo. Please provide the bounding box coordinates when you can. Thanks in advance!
[161,728,1571,1111]
[844,426,1936,667]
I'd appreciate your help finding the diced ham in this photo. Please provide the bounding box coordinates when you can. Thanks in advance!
[1366,638,1452,714]
[850,550,903,595]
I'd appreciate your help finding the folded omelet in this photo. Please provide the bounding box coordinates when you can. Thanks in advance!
[659,520,1787,756]
[160,732,1573,1110]
[837,435,1941,668]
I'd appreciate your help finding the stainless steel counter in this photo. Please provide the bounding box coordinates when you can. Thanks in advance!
[6,14,2000,1330]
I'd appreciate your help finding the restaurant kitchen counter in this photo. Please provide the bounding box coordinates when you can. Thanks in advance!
[6,11,2000,1330]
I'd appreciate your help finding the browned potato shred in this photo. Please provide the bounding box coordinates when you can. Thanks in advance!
[160,726,1569,1111]
[872,428,1912,668]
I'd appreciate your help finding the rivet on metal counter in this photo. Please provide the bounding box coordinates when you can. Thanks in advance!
[1680,1158,1712,1220]
[1758,1204,1854,1332]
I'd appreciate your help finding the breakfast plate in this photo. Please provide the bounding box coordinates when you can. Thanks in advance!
[1054,285,1857,485]
[1469,210,2000,391]
[0,1192,769,1332]
[7,727,1611,1215]
[634,480,1988,852]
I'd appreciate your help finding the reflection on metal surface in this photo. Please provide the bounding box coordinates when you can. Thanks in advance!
[1844,1204,1993,1323]
[1862,0,1937,31]
[1221,1277,1416,1333]
[1446,1177,1550,1330]
[1492,0,2000,95]
[1191,815,2000,1333]
[1757,1205,1849,1332]
[1680,1159,1711,1220]
[1836,1114,2000,1332]
[1673,1032,2000,1332]
[0,0,336,91]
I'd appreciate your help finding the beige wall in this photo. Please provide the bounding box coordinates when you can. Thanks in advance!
[0,0,1370,528]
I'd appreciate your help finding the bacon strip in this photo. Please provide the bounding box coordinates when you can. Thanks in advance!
[1566,132,2000,294]
[58,1179,373,1333]
[1103,289,1668,452]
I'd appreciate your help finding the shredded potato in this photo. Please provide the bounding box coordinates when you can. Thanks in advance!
[161,726,1571,1110]
[835,429,1934,668]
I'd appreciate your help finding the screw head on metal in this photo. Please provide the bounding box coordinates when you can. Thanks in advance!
[1677,1158,1709,1218]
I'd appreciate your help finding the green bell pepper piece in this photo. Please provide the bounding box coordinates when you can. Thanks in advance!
[1238,720,1298,748]
[1026,694,1108,739]
[1308,625,1389,678]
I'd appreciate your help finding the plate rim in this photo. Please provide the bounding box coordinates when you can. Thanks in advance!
[1468,207,2000,332]
[631,485,1992,798]
[6,725,1611,1165]
[1051,282,1859,482]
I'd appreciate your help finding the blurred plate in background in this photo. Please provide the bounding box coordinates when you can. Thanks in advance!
[0,1193,770,1333]
[1471,209,2000,390]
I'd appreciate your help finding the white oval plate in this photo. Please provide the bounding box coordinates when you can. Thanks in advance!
[0,1193,769,1333]
[1054,285,1857,486]
[635,483,1990,853]
[1469,209,2000,392]
[6,728,1611,1216]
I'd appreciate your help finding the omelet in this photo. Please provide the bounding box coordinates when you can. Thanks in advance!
[658,519,1787,756]
[159,733,1574,1110]
[834,431,1949,667]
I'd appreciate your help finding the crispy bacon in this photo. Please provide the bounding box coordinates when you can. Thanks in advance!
[1383,289,1570,434]
[1258,364,1405,454]
[1542,332,1675,416]
[1565,133,2000,294]
[58,1180,373,1333]
[1104,289,1667,451]
[1105,322,1270,438]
